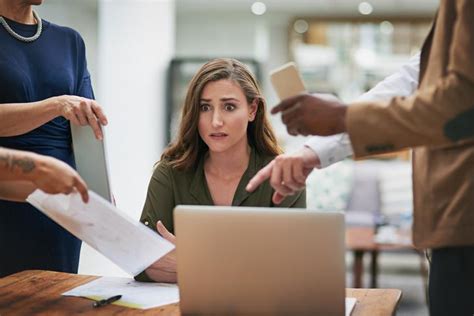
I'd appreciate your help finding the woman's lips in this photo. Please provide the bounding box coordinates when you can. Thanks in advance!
[209,133,228,139]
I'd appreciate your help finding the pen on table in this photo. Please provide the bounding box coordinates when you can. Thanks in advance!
[92,294,122,308]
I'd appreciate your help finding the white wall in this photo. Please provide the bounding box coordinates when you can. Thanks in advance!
[76,0,176,277]
[97,0,174,218]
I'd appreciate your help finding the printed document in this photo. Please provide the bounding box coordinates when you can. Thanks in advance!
[63,276,179,309]
[27,189,174,276]
[63,277,356,313]
[346,297,357,316]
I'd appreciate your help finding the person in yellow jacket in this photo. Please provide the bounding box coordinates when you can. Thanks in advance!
[248,1,474,315]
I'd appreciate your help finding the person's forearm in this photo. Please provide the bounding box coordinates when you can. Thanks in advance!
[0,181,35,201]
[0,98,61,136]
[0,147,41,181]
[348,73,474,157]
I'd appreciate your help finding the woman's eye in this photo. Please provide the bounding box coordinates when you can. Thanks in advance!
[200,104,211,112]
[224,104,236,111]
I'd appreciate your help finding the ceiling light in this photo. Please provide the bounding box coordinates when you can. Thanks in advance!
[294,19,309,34]
[358,2,373,15]
[251,2,266,16]
[380,21,394,35]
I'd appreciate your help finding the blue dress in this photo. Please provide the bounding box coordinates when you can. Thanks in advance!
[0,17,94,277]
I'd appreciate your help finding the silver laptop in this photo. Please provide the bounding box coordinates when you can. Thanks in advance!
[71,124,112,202]
[174,205,345,315]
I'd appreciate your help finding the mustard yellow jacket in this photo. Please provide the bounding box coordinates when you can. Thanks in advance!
[347,0,474,249]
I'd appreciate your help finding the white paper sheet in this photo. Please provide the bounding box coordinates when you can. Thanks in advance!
[27,189,174,276]
[63,276,356,313]
[346,297,357,316]
[62,276,179,309]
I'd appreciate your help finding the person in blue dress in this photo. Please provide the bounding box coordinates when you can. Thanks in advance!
[0,0,108,277]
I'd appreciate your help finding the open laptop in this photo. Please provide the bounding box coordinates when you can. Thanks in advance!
[71,124,113,202]
[174,206,346,315]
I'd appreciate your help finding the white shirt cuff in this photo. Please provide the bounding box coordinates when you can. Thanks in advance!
[304,134,353,168]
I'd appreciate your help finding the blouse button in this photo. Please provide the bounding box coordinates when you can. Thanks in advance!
[144,221,149,226]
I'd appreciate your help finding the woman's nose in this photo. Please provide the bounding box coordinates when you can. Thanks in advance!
[211,110,224,127]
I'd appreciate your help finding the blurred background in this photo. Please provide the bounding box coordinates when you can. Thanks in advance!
[37,1,439,314]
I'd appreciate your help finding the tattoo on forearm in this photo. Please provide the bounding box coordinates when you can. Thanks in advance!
[0,153,36,174]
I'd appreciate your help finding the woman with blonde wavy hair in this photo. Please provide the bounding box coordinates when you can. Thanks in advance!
[136,58,306,283]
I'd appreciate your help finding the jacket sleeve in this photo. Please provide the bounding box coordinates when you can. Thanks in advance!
[134,161,175,282]
[347,0,474,158]
[139,161,176,233]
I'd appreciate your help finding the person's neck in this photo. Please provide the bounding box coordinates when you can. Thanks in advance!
[0,2,35,24]
[205,141,251,180]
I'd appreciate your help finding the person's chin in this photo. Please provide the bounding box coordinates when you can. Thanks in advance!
[206,141,232,153]
[208,145,230,153]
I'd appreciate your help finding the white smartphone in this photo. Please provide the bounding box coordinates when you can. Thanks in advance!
[269,62,307,100]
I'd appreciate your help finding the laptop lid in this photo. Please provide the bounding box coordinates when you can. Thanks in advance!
[174,205,345,316]
[71,124,112,202]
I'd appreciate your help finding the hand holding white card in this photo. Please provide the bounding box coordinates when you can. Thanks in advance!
[270,62,307,100]
[27,190,174,276]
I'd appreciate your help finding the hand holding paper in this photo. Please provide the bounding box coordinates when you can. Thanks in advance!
[27,189,174,276]
[144,221,177,283]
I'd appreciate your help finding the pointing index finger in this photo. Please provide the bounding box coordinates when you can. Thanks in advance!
[246,160,274,192]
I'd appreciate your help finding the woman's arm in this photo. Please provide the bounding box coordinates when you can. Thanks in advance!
[135,162,177,283]
[142,221,177,283]
[0,95,107,140]
[0,181,35,202]
[0,98,58,136]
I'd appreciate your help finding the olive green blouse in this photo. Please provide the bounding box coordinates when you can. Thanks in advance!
[135,148,306,281]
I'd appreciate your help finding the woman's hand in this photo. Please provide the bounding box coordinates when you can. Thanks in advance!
[145,221,177,283]
[52,95,108,140]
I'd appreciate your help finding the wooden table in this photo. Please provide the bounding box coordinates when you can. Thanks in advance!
[346,226,427,288]
[0,270,402,315]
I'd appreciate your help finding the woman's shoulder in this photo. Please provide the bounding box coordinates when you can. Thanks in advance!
[153,160,174,176]
[152,159,194,180]
[148,160,176,187]
[43,20,86,45]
